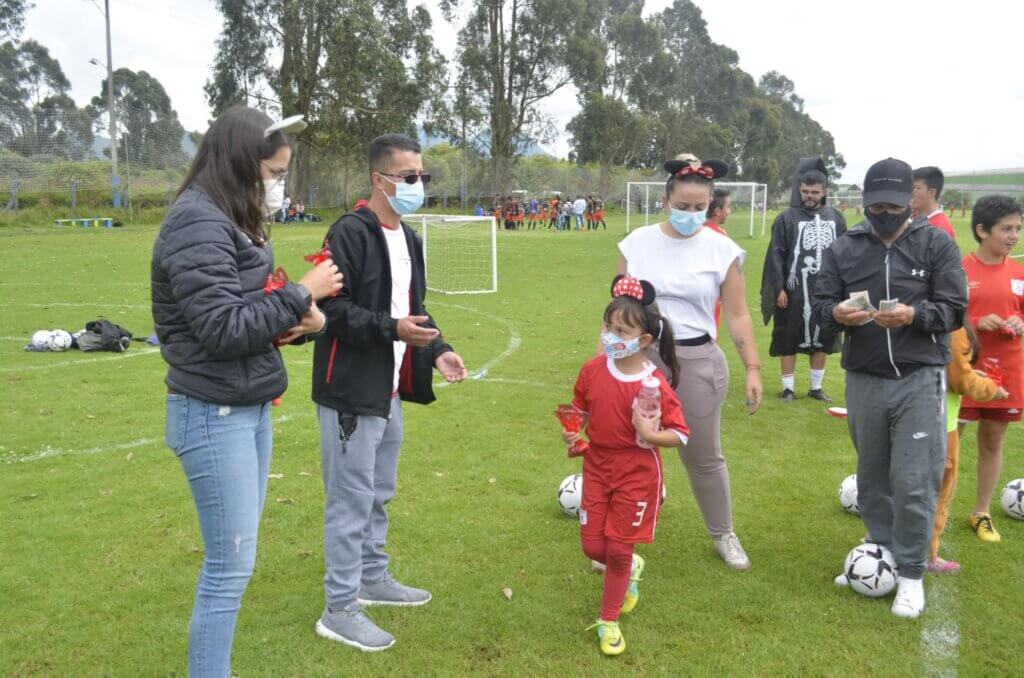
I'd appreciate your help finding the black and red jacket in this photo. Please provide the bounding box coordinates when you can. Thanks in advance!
[312,207,452,417]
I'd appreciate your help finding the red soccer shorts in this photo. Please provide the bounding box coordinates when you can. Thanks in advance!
[579,446,663,544]
[958,406,1023,423]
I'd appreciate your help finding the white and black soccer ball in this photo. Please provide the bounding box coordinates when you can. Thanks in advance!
[31,330,52,349]
[558,473,583,519]
[48,329,72,351]
[1000,478,1024,520]
[843,543,898,598]
[838,474,859,515]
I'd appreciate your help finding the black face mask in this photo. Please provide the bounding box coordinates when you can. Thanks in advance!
[867,208,910,238]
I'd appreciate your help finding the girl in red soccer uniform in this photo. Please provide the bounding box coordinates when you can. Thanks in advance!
[563,275,689,656]
[958,195,1024,543]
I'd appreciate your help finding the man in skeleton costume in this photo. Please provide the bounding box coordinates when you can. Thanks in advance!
[760,158,847,402]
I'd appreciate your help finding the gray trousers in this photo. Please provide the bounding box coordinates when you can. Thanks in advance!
[318,397,403,609]
[845,367,946,579]
[650,342,734,537]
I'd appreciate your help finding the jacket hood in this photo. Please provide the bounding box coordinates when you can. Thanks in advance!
[790,157,829,209]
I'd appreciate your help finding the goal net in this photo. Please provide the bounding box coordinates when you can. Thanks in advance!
[625,181,769,237]
[409,215,498,294]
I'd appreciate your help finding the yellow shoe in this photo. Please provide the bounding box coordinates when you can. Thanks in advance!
[586,619,625,656]
[620,553,645,614]
[968,512,1002,543]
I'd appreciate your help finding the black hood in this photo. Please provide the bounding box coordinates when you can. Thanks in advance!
[789,157,829,209]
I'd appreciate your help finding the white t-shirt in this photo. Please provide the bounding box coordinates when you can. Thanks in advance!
[573,198,587,215]
[618,224,746,340]
[382,225,412,392]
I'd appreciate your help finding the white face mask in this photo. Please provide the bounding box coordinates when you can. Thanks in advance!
[262,177,285,214]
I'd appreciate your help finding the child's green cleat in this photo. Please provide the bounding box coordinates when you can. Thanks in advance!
[620,553,645,614]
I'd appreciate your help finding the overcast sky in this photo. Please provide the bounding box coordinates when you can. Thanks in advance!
[27,0,1024,183]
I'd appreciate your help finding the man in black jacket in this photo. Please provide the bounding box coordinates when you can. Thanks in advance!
[812,158,966,619]
[312,134,467,652]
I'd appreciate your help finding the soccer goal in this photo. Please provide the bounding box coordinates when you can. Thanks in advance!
[625,181,769,237]
[410,214,498,294]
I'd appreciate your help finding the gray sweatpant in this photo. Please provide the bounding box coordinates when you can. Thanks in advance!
[845,367,946,579]
[318,397,403,609]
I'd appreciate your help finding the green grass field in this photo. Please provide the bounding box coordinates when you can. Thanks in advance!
[2,213,1022,676]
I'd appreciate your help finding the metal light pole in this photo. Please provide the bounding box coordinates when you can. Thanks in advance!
[103,0,120,208]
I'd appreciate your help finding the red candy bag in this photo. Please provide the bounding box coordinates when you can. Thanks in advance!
[264,267,291,346]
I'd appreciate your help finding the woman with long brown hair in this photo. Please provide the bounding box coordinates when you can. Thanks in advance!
[151,106,342,676]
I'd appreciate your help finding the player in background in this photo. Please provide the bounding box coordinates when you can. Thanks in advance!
[593,198,607,230]
[705,187,732,237]
[565,276,689,656]
[958,195,1024,544]
[911,166,957,243]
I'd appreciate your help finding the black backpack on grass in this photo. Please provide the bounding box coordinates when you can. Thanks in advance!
[77,319,132,352]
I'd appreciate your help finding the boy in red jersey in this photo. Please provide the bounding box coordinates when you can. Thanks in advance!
[958,195,1024,543]
[911,166,956,243]
[565,276,689,656]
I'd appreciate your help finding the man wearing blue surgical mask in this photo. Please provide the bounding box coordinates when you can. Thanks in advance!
[311,133,467,652]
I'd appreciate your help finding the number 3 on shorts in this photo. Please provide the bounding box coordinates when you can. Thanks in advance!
[632,501,648,527]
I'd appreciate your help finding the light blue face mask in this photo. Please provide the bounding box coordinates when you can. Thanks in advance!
[669,207,706,236]
[382,176,425,215]
[601,331,642,360]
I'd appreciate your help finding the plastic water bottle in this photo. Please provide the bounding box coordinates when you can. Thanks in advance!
[634,376,662,449]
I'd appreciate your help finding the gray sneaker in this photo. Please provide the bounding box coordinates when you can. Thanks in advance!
[713,532,751,571]
[315,602,395,652]
[357,574,432,607]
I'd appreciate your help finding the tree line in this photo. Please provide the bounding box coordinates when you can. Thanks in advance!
[0,0,844,203]
[208,0,844,201]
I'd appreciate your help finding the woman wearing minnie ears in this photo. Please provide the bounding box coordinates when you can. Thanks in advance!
[152,107,343,677]
[566,276,690,656]
[616,159,764,571]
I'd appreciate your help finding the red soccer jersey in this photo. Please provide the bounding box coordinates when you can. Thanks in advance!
[962,253,1024,409]
[572,356,689,451]
[928,210,957,242]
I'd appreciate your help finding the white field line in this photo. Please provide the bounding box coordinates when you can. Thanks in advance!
[0,282,148,287]
[0,347,160,372]
[920,546,960,677]
[0,301,149,310]
[431,300,521,388]
[1,413,301,465]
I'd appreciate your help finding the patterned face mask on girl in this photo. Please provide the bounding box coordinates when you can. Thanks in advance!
[601,331,642,360]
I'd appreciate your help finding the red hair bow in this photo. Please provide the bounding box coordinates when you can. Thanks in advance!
[676,165,714,179]
[612,276,644,302]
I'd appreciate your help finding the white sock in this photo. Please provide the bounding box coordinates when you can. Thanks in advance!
[810,368,825,390]
[781,374,795,391]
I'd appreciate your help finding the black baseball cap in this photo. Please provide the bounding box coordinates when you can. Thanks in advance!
[863,158,912,208]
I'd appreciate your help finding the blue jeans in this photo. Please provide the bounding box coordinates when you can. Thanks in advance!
[575,213,584,229]
[165,394,273,678]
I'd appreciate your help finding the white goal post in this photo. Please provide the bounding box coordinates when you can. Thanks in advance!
[410,214,498,294]
[625,181,769,237]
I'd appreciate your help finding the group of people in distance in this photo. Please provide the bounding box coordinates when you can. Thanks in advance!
[491,193,607,231]
[151,101,1022,674]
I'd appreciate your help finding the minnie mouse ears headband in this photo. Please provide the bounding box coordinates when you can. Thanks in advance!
[663,158,729,180]
[264,114,307,138]
[611,275,656,306]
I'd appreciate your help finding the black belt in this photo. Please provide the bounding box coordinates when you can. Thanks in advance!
[675,334,711,347]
